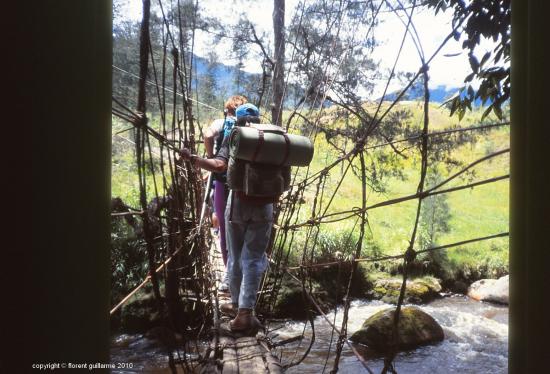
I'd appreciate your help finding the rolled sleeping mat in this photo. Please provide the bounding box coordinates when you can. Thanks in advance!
[229,125,314,167]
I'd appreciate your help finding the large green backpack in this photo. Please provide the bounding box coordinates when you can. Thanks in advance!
[227,124,314,197]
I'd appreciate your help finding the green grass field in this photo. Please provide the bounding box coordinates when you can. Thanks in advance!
[284,102,509,274]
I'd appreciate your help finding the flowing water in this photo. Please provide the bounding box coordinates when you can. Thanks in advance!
[276,295,508,374]
[110,334,189,373]
[110,295,508,373]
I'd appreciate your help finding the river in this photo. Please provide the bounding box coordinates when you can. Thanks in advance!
[110,295,508,373]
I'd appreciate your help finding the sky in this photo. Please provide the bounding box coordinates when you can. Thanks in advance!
[117,0,498,99]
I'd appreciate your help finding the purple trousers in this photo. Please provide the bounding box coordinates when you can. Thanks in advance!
[214,180,228,265]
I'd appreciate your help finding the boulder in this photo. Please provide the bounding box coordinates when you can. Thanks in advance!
[145,326,183,349]
[120,290,207,334]
[310,260,371,301]
[449,280,469,295]
[369,276,442,304]
[349,306,444,352]
[258,276,330,320]
[467,274,509,304]
[120,293,162,333]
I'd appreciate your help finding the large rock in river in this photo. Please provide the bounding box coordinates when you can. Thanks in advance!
[120,293,162,333]
[257,276,330,319]
[349,306,444,352]
[468,274,509,304]
[369,276,442,304]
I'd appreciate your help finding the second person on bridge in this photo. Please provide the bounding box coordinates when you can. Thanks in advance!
[202,95,248,292]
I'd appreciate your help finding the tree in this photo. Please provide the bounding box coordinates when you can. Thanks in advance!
[418,169,453,278]
[112,19,141,110]
[233,59,245,93]
[272,0,285,126]
[199,51,220,107]
[426,0,511,120]
[287,0,378,109]
[221,14,274,109]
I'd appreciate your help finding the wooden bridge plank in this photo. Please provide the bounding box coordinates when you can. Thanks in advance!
[235,337,267,373]
[220,336,239,374]
[259,340,283,374]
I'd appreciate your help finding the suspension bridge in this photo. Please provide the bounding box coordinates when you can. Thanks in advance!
[108,1,510,373]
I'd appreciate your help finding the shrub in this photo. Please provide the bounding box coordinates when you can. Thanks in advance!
[110,218,148,306]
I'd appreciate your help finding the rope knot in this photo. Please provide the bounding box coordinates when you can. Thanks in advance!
[135,113,148,128]
[354,139,365,151]
[418,190,429,199]
[404,247,417,263]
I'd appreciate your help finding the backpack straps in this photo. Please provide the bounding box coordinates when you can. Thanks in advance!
[246,124,290,165]
[214,116,236,155]
[248,126,291,166]
[250,129,265,162]
[215,129,224,154]
[280,133,291,166]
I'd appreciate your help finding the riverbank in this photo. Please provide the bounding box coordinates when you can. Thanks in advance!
[257,261,508,321]
[112,263,509,334]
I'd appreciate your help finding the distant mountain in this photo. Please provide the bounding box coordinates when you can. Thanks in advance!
[192,56,484,108]
[428,85,461,103]
[380,83,489,106]
[380,83,460,103]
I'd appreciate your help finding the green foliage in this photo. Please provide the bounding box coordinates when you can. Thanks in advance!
[315,229,359,259]
[198,51,221,107]
[113,0,234,119]
[110,218,148,306]
[418,170,452,249]
[428,0,511,120]
[451,252,508,282]
[310,230,371,300]
[416,170,453,279]
[364,239,383,259]
[112,18,141,111]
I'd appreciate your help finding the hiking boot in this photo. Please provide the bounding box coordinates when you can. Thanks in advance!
[220,302,238,318]
[229,308,263,335]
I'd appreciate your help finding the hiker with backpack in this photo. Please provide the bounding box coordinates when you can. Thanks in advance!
[202,95,248,292]
[180,103,313,334]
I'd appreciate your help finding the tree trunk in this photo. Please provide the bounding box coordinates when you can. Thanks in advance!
[272,0,285,126]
